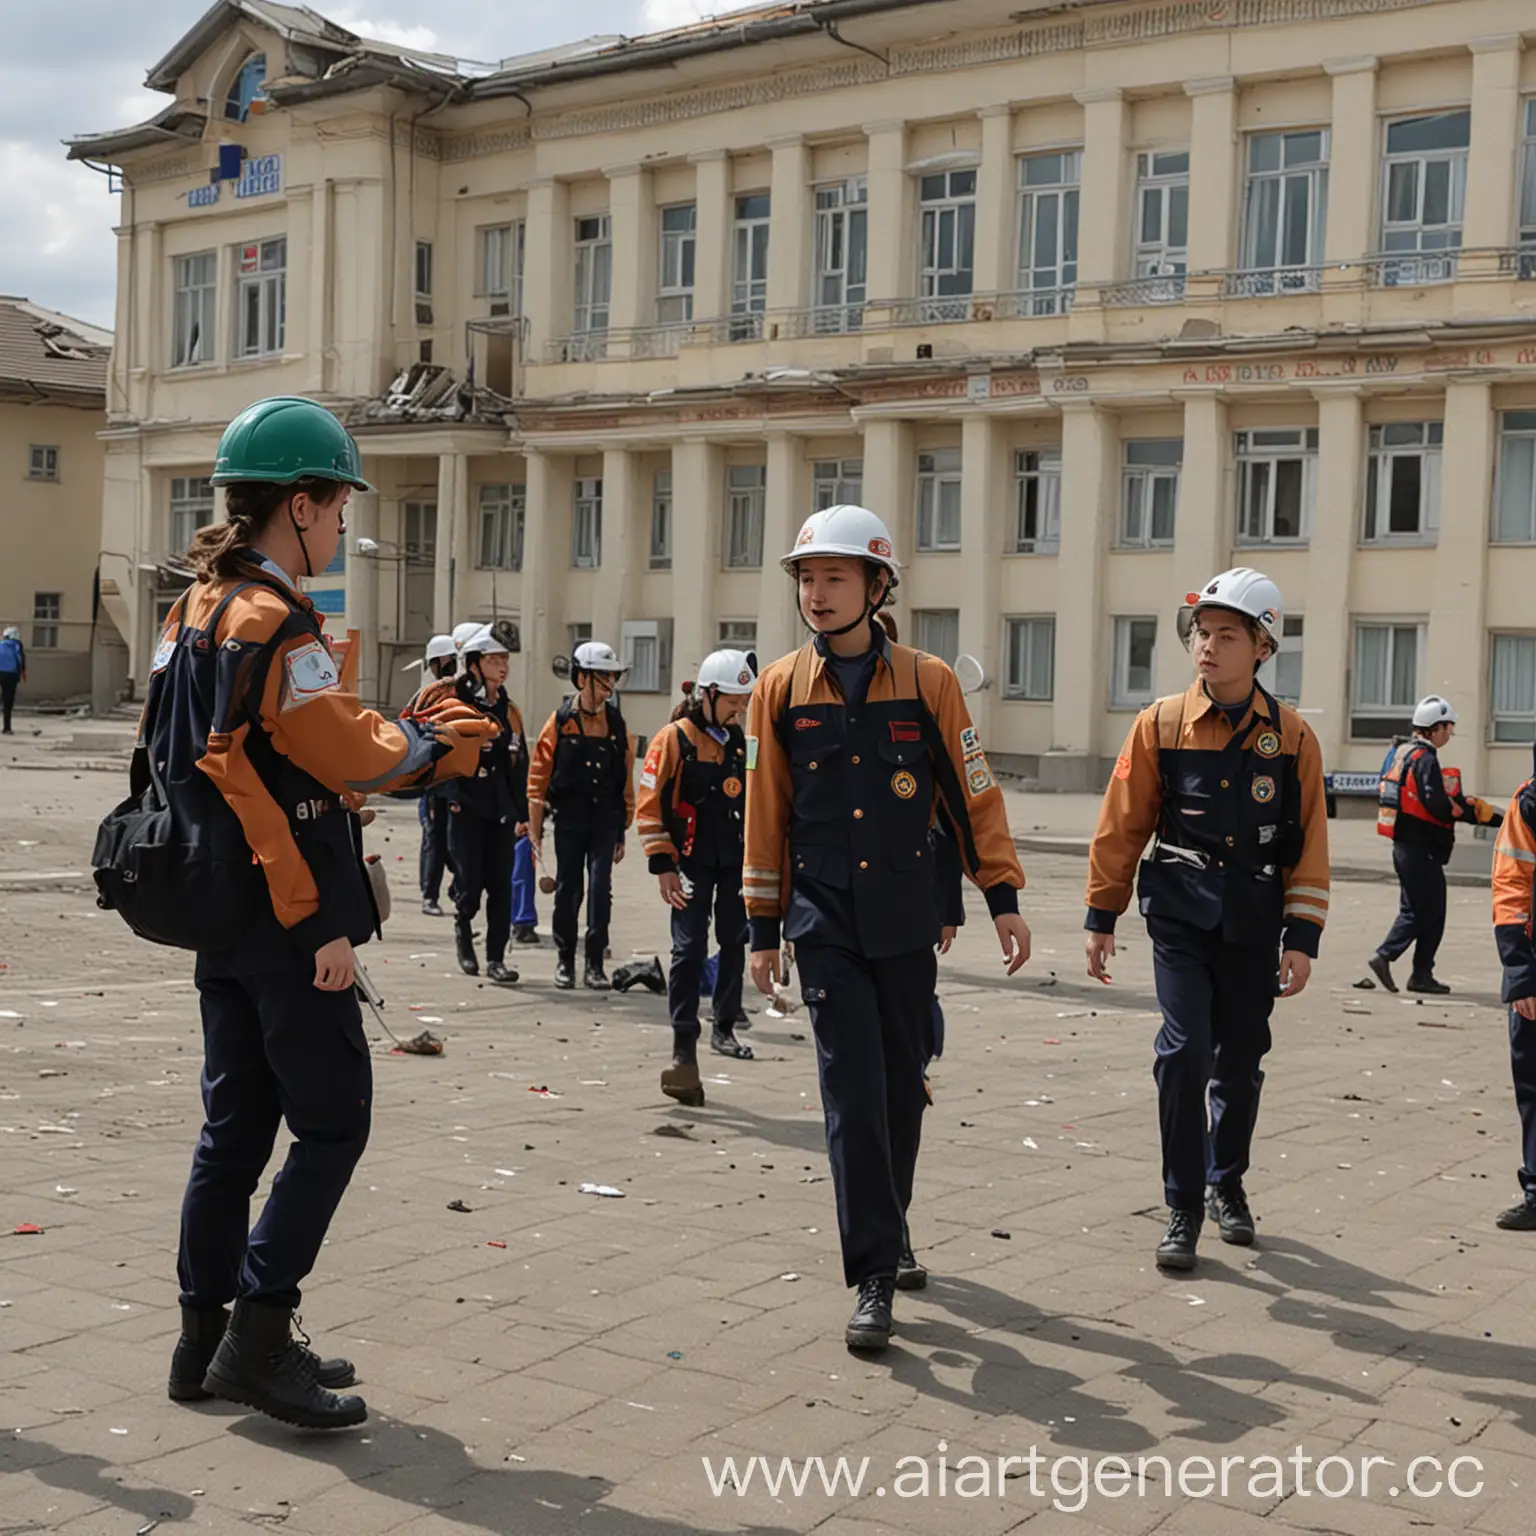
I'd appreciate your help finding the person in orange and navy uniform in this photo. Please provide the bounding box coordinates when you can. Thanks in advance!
[1370,695,1501,996]
[1489,756,1536,1231]
[1085,568,1330,1274]
[527,641,636,990]
[145,398,495,1430]
[402,633,459,917]
[744,503,1030,1352]
[637,649,758,1107]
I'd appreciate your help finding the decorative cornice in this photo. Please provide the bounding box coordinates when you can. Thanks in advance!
[764,132,806,150]
[1323,54,1379,75]
[687,147,729,163]
[1184,75,1237,97]
[977,103,1014,119]
[1468,33,1524,54]
[130,154,202,186]
[1074,86,1124,105]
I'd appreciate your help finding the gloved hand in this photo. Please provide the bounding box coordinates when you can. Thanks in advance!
[427,716,499,781]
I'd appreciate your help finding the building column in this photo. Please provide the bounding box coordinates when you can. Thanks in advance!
[523,177,570,362]
[690,149,730,324]
[521,449,572,724]
[344,490,381,706]
[1046,402,1116,788]
[863,120,911,305]
[1322,57,1379,277]
[859,418,915,567]
[671,439,722,693]
[758,432,803,665]
[974,106,1015,297]
[434,451,466,631]
[1074,89,1128,287]
[766,134,811,318]
[1462,36,1525,273]
[1158,393,1229,696]
[607,163,651,345]
[307,180,331,394]
[1185,77,1238,279]
[1302,387,1363,768]
[958,413,1006,738]
[1428,381,1494,789]
[594,447,638,637]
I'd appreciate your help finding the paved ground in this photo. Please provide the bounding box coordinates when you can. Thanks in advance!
[2,717,1534,1535]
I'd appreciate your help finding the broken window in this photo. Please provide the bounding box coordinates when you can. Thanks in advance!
[224,53,267,123]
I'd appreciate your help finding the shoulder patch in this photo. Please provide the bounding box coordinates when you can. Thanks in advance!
[960,725,981,756]
[151,634,175,675]
[282,640,341,710]
[746,735,759,771]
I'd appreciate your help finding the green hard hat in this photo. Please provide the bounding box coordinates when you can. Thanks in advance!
[210,395,372,489]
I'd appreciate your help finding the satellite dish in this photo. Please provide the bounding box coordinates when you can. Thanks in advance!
[551,654,572,680]
[953,653,988,695]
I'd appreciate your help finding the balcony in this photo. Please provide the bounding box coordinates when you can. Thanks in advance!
[890,296,974,326]
[1363,249,1460,288]
[992,287,1076,320]
[1499,244,1536,280]
[1223,266,1327,298]
[769,305,864,338]
[703,312,767,344]
[1099,273,1187,307]
[544,330,609,364]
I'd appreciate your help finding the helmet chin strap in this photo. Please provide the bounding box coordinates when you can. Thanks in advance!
[288,502,314,580]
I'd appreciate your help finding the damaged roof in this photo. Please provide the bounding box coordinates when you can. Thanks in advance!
[0,299,111,405]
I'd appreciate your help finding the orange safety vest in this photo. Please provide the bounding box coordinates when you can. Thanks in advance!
[1377,739,1461,838]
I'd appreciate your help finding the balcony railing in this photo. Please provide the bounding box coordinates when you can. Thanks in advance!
[1499,244,1536,280]
[544,329,609,363]
[629,322,691,359]
[890,295,975,326]
[1100,273,1187,307]
[992,286,1076,319]
[1223,265,1327,298]
[772,304,865,338]
[704,312,767,344]
[1363,249,1460,288]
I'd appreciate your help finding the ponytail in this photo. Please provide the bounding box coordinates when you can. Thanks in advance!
[669,677,702,724]
[185,477,344,582]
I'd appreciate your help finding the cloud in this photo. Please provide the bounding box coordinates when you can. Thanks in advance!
[327,7,440,53]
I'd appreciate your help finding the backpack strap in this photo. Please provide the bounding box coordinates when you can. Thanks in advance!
[674,721,697,764]
[775,643,816,746]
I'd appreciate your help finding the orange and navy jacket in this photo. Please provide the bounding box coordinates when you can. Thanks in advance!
[1380,737,1500,862]
[635,714,745,871]
[151,558,491,951]
[527,702,636,830]
[408,675,529,823]
[1086,679,1330,956]
[742,628,1024,958]
[1493,778,1536,1002]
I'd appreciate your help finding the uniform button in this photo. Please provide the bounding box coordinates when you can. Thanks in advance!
[851,755,861,765]
[808,761,818,771]
[1220,779,1229,789]
[1225,836,1235,847]
[853,808,864,819]
[859,860,869,870]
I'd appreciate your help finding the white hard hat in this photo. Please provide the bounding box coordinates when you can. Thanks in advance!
[462,622,510,659]
[2,626,18,641]
[781,504,900,579]
[424,634,456,663]
[1413,695,1458,728]
[1178,567,1283,649]
[574,640,624,675]
[695,649,758,696]
[451,621,482,650]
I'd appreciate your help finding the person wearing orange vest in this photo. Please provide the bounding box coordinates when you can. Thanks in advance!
[1492,760,1536,1230]
[1369,696,1501,996]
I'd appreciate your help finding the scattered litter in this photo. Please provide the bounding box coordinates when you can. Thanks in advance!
[667,1350,683,1360]
[1352,978,1376,991]
[109,1427,128,1435]
[38,1069,65,1078]
[780,1272,801,1282]
[1043,1037,1062,1045]
[40,1001,57,1009]
[1022,1137,1039,1150]
[36,1125,71,1135]
[446,1200,473,1214]
[493,1168,518,1178]
[578,1183,624,1198]
[0,1011,23,1019]
[579,1080,608,1087]
[11,1224,43,1236]
[138,1523,160,1535]
[55,1186,77,1197]
[407,954,439,960]
[625,1401,655,1412]
[654,1124,696,1140]
[505,1453,526,1463]
[390,1030,443,1057]
[1184,1295,1207,1307]
[417,1015,444,1025]
[488,1240,507,1249]
[527,1086,562,1098]
[991,1230,1012,1240]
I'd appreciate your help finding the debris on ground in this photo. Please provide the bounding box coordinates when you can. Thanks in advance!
[446,1200,473,1213]
[991,1229,1012,1240]
[1353,978,1376,990]
[653,1124,696,1140]
[391,1030,443,1057]
[578,1183,625,1198]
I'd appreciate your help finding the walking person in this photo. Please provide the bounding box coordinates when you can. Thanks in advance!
[744,503,1030,1350]
[0,624,24,734]
[1084,569,1330,1272]
[404,633,459,916]
[636,650,757,1107]
[527,641,635,990]
[1369,695,1501,995]
[115,396,493,1427]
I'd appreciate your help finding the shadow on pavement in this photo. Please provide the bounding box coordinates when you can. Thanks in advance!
[0,1433,199,1526]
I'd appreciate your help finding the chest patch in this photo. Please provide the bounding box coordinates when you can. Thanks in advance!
[1254,729,1282,759]
[1252,775,1276,804]
[722,776,744,799]
[151,634,176,675]
[891,769,918,800]
[282,641,340,710]
[889,721,922,743]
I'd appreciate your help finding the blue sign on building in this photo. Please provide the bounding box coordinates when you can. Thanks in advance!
[236,154,282,199]
[188,182,220,208]
[322,543,345,578]
[308,588,346,616]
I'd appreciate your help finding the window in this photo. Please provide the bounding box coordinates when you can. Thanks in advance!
[1259,614,1305,704]
[170,475,215,552]
[1112,617,1158,709]
[172,251,216,367]
[224,53,265,122]
[574,216,612,336]
[1132,151,1189,299]
[813,458,863,510]
[656,204,697,327]
[573,477,603,568]
[477,225,512,299]
[725,465,766,569]
[1004,617,1055,700]
[1236,428,1317,544]
[1352,621,1425,739]
[813,176,867,333]
[917,168,976,320]
[1520,101,1536,275]
[27,445,58,482]
[235,237,286,358]
[1120,440,1181,549]
[1497,410,1536,541]
[1493,634,1536,742]
[477,484,525,570]
[621,618,673,694]
[1016,151,1080,314]
[1379,111,1469,285]
[1013,449,1061,553]
[1364,422,1441,544]
[718,619,758,648]
[414,241,433,299]
[568,622,593,654]
[403,502,437,560]
[1238,130,1329,295]
[650,469,672,570]
[913,609,960,666]
[731,193,770,332]
[915,448,962,552]
[32,592,60,650]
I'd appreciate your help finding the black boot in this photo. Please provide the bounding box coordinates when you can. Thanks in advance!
[554,955,575,989]
[1156,1208,1203,1271]
[1367,954,1398,994]
[710,1025,753,1060]
[513,924,541,946]
[455,918,478,977]
[661,1035,705,1107]
[202,1299,367,1429]
[1495,1200,1536,1230]
[845,1276,895,1351]
[169,1305,355,1402]
[1205,1181,1256,1246]
[486,960,519,985]
[896,1244,928,1292]
[421,898,443,917]
[1406,972,1451,995]
[583,961,611,991]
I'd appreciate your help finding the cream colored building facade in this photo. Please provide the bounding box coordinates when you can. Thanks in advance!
[71,0,1536,791]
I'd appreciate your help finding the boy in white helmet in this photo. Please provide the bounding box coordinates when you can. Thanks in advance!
[637,649,758,1104]
[1085,569,1330,1271]
[744,504,1030,1351]
[1369,694,1501,995]
[528,640,636,989]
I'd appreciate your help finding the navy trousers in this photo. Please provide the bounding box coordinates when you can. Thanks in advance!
[1510,1009,1536,1206]
[178,957,372,1311]
[798,942,936,1287]
[1148,915,1276,1210]
[449,812,516,964]
[1377,841,1447,978]
[417,795,453,904]
[553,819,621,967]
[667,860,747,1038]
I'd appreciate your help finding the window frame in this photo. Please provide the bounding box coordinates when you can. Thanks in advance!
[234,237,287,360]
[1119,439,1182,550]
[812,458,863,511]
[812,175,868,333]
[657,203,698,326]
[414,240,433,300]
[1003,615,1055,701]
[170,474,215,553]
[649,469,673,570]
[1012,447,1061,554]
[31,591,61,651]
[1362,421,1442,545]
[1015,150,1081,313]
[912,608,960,667]
[476,483,526,571]
[1492,631,1536,743]
[574,215,613,337]
[27,445,59,482]
[1259,613,1306,704]
[731,193,771,319]
[1238,129,1330,293]
[1235,428,1318,546]
[1520,99,1536,257]
[1496,409,1536,543]
[917,168,977,318]
[572,476,603,569]
[915,447,963,553]
[1111,616,1159,710]
[1132,149,1190,296]
[1350,619,1427,740]
[224,52,266,123]
[718,619,758,649]
[1378,110,1470,285]
[172,250,217,368]
[724,464,767,571]
[621,618,673,694]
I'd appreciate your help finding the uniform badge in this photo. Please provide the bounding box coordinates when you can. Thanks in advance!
[1254,729,1281,759]
[1252,775,1276,803]
[967,762,996,796]
[960,725,981,755]
[1113,755,1132,781]
[745,736,759,770]
[151,634,175,675]
[282,641,340,710]
[722,776,743,798]
[890,769,917,800]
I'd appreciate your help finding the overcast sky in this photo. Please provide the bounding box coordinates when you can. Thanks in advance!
[4,0,752,331]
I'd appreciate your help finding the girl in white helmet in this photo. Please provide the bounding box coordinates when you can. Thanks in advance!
[636,649,758,1105]
[1084,568,1331,1272]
